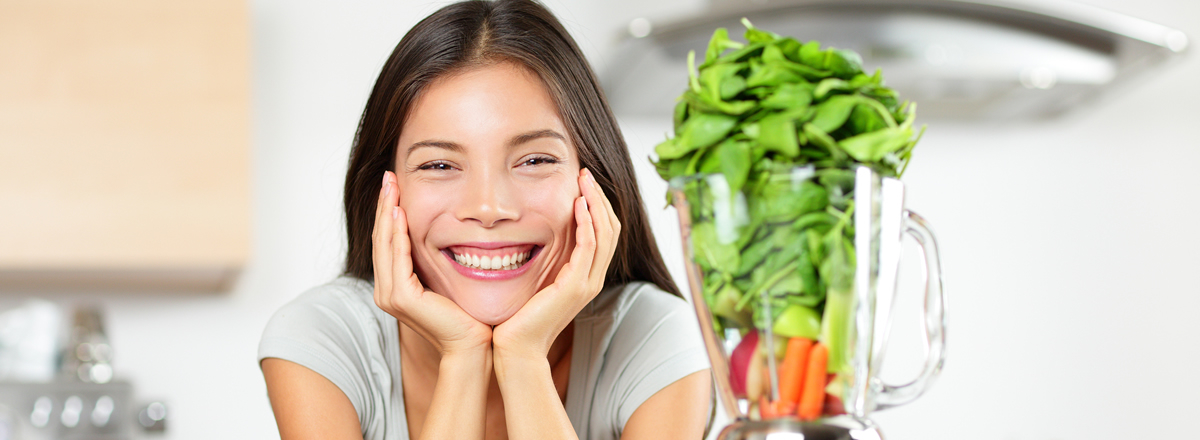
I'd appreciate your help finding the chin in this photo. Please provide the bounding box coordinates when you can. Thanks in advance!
[450,289,530,326]
[467,308,517,326]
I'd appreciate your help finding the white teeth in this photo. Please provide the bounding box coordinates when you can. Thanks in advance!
[452,250,532,271]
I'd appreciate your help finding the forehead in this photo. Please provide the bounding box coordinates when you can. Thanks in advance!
[399,62,573,157]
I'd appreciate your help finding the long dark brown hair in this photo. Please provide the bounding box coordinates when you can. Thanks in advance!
[342,0,680,298]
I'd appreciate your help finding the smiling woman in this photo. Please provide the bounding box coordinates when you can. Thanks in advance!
[257,1,713,440]
[397,64,580,326]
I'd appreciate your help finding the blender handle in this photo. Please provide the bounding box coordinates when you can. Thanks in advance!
[873,209,947,410]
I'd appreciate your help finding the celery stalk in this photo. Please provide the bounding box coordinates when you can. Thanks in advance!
[819,285,854,374]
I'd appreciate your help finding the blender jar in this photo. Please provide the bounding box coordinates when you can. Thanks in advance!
[670,166,946,439]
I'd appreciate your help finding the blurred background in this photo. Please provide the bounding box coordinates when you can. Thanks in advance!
[0,0,1197,439]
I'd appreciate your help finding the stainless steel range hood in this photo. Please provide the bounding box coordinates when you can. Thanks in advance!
[602,0,1188,121]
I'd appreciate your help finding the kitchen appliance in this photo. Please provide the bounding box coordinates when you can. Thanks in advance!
[0,379,134,440]
[0,305,166,439]
[671,166,945,439]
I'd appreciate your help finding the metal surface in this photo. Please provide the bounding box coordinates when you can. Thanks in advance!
[62,307,115,384]
[717,415,885,440]
[0,380,134,440]
[603,0,1188,121]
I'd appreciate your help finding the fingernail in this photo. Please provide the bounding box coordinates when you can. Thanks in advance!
[392,207,399,219]
[382,172,389,188]
[585,169,597,188]
[581,196,588,210]
[385,184,392,197]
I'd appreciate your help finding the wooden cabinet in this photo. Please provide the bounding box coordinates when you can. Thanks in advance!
[0,0,251,291]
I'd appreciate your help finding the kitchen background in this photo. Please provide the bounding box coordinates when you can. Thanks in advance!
[3,0,1198,439]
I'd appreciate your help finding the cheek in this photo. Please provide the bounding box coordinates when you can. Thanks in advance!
[519,177,579,233]
[397,185,443,246]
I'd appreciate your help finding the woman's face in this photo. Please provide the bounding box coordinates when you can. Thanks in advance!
[394,62,581,326]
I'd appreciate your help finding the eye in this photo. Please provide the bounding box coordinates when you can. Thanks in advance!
[417,160,455,171]
[520,155,559,167]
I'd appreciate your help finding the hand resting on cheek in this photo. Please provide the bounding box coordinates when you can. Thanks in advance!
[372,166,620,360]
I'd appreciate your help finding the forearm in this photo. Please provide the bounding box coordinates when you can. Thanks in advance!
[493,351,577,440]
[420,348,492,440]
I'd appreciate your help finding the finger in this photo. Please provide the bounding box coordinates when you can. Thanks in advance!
[579,169,611,244]
[589,169,619,234]
[580,169,617,282]
[390,203,420,294]
[564,194,597,289]
[372,171,397,302]
[583,168,619,245]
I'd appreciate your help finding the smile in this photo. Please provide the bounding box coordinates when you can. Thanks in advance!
[444,244,540,273]
[453,249,529,271]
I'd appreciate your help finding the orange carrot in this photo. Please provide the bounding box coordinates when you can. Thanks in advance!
[758,396,776,418]
[758,396,795,419]
[777,400,796,417]
[798,342,829,420]
[778,337,813,406]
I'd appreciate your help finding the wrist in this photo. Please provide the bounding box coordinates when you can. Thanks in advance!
[491,333,552,361]
[493,348,551,382]
[439,344,492,373]
[437,332,494,359]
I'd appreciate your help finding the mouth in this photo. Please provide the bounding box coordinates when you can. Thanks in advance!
[443,243,542,273]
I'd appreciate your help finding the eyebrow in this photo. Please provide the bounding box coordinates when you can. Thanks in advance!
[406,139,463,157]
[509,129,566,147]
[405,129,567,157]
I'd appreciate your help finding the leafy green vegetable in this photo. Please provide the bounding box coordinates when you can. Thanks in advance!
[656,20,924,375]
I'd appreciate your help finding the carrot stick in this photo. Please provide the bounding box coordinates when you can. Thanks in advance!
[758,396,795,419]
[778,337,813,406]
[759,396,777,419]
[798,342,829,420]
[777,400,796,417]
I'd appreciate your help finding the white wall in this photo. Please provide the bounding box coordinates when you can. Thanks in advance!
[22,0,1200,439]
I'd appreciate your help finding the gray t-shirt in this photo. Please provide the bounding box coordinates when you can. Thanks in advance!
[258,277,710,440]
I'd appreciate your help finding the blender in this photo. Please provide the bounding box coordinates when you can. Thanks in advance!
[670,166,946,440]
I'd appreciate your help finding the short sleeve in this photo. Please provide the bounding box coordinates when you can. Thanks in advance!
[257,280,393,428]
[604,285,711,431]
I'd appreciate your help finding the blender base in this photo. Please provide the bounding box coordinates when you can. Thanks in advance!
[716,416,884,440]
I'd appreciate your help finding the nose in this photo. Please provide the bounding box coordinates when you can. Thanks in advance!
[455,168,519,227]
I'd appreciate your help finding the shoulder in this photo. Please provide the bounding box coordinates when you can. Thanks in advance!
[262,277,380,329]
[585,282,711,431]
[584,281,692,327]
[259,276,387,350]
[258,276,396,423]
[596,281,706,367]
[602,282,700,346]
